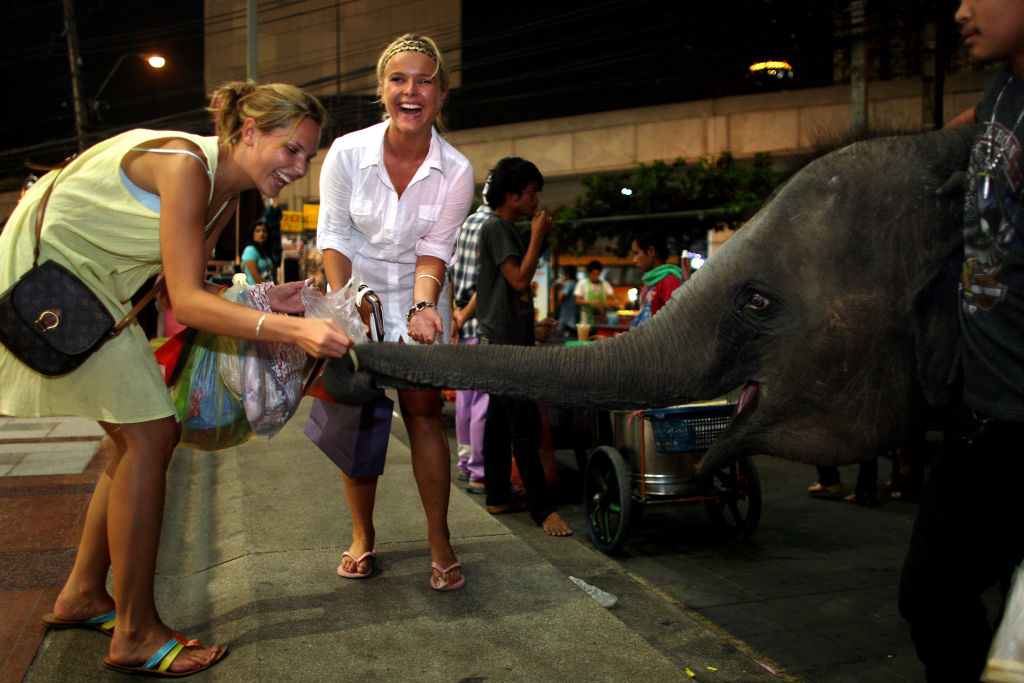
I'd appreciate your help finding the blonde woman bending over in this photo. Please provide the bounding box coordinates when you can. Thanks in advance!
[0,81,354,677]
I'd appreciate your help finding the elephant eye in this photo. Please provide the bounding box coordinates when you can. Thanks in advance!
[745,291,771,311]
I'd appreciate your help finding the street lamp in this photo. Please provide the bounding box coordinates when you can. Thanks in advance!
[90,53,166,119]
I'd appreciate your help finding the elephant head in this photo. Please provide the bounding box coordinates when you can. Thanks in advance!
[324,126,976,471]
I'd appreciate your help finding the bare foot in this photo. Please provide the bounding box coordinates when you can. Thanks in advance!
[108,629,226,675]
[541,512,574,536]
[486,500,528,515]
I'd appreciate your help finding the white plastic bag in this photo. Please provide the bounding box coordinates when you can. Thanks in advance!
[299,275,368,342]
[238,282,308,436]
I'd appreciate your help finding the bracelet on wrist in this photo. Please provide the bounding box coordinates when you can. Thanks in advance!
[415,273,443,288]
[407,300,438,322]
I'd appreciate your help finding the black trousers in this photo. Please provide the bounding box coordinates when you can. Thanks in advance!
[898,415,1024,682]
[482,394,556,526]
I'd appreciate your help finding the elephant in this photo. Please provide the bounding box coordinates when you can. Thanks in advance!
[322,125,977,473]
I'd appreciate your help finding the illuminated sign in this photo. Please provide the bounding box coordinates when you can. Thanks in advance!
[280,210,304,233]
[748,61,794,79]
[280,204,321,233]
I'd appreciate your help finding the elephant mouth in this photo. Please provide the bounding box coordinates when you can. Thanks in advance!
[736,381,759,417]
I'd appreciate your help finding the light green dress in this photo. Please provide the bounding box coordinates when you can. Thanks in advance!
[0,129,224,423]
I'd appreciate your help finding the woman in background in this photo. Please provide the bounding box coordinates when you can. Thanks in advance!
[242,219,275,284]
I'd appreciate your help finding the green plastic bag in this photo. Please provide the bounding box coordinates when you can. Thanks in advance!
[170,328,252,451]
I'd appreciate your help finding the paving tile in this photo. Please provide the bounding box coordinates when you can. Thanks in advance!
[0,456,17,476]
[0,548,77,591]
[0,440,100,478]
[0,492,90,551]
[0,421,59,441]
[0,589,45,662]
[0,441,99,455]
[8,450,95,476]
[0,587,56,683]
[46,418,105,439]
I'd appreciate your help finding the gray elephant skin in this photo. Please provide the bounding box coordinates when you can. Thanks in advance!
[323,126,977,472]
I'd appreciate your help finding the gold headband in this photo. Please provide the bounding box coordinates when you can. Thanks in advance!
[381,40,437,69]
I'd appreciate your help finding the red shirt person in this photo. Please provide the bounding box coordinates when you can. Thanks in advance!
[630,232,684,326]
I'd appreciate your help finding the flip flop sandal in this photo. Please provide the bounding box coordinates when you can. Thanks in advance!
[430,561,466,591]
[41,609,116,636]
[337,550,376,579]
[103,638,228,678]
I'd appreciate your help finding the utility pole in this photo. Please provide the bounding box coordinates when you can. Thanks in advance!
[247,0,258,81]
[63,0,86,151]
[849,0,868,135]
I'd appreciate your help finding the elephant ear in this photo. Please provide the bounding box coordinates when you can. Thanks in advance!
[911,170,966,408]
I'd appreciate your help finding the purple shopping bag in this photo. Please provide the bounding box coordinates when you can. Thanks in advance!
[303,396,393,478]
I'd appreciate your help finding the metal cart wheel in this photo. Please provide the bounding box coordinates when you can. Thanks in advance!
[584,445,633,553]
[704,456,762,539]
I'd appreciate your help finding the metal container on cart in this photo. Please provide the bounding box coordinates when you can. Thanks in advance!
[583,401,761,553]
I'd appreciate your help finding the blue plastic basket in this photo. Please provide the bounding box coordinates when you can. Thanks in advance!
[645,404,735,453]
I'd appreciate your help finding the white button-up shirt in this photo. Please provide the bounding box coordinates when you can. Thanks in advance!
[317,121,475,342]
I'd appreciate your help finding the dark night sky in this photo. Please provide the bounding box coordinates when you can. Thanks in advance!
[451,0,837,131]
[0,0,206,160]
[0,0,962,179]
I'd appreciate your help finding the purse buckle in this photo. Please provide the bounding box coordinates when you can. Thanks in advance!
[34,308,62,332]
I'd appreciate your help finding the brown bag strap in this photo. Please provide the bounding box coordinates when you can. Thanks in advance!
[31,158,73,268]
[30,155,165,334]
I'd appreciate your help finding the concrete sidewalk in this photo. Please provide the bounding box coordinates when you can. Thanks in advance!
[16,396,786,681]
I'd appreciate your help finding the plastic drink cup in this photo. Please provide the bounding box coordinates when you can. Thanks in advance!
[577,322,591,342]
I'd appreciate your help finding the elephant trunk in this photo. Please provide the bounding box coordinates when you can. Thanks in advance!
[355,277,731,409]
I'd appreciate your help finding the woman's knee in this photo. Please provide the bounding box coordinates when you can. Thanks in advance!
[399,389,442,423]
[116,417,181,465]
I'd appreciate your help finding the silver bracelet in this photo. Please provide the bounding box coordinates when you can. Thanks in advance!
[255,313,267,339]
[416,273,443,289]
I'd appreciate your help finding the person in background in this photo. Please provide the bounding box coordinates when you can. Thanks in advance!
[555,265,579,337]
[450,197,492,494]
[242,219,275,284]
[574,259,619,326]
[475,156,572,537]
[898,1,1024,680]
[630,231,683,327]
[317,33,474,591]
[0,81,351,677]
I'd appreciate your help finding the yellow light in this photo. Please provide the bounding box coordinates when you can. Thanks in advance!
[147,55,166,69]
[748,60,792,73]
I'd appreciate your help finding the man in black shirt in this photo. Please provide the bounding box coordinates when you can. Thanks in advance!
[475,157,572,536]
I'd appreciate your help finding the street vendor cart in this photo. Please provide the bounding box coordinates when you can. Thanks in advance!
[583,401,761,553]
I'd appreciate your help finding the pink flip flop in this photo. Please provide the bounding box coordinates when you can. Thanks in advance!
[430,561,465,591]
[337,550,376,579]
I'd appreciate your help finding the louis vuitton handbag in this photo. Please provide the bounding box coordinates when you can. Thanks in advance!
[0,163,161,376]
